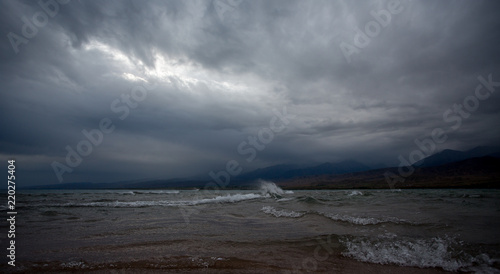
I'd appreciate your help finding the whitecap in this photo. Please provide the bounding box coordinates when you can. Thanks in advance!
[277,197,294,202]
[192,193,263,205]
[261,206,304,218]
[134,190,180,195]
[57,193,264,208]
[322,213,381,225]
[320,212,409,225]
[259,180,284,196]
[347,190,363,196]
[340,236,495,272]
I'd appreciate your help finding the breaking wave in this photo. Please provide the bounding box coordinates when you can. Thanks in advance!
[133,190,180,195]
[192,193,263,205]
[258,204,413,226]
[260,208,414,226]
[261,206,304,218]
[259,180,285,197]
[347,190,363,196]
[34,193,264,208]
[340,235,498,272]
[117,190,180,195]
[320,212,411,226]
[19,182,294,209]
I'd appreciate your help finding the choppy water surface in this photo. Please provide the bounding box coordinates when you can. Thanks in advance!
[2,183,500,273]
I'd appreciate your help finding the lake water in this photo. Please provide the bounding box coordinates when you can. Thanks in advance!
[2,183,499,273]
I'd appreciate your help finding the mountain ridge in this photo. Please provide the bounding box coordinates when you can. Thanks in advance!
[278,156,500,189]
[21,146,500,190]
[415,146,500,167]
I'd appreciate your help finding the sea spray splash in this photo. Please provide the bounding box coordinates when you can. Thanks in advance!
[347,190,363,196]
[258,180,285,198]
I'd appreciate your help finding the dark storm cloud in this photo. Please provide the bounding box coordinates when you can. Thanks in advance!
[1,0,499,185]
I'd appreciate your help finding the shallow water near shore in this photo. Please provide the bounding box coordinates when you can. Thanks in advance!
[1,184,500,273]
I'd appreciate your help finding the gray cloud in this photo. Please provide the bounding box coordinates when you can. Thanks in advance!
[1,0,499,185]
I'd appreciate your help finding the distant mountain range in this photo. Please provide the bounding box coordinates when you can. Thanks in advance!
[235,160,371,181]
[24,146,500,190]
[415,146,500,167]
[279,156,500,189]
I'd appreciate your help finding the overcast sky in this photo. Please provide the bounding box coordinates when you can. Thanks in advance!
[1,0,499,186]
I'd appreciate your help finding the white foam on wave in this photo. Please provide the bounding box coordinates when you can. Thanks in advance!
[462,194,482,198]
[193,193,263,205]
[277,197,294,202]
[164,190,180,194]
[347,190,363,196]
[134,190,180,194]
[76,201,158,207]
[57,193,264,208]
[261,206,304,218]
[341,236,497,272]
[60,261,89,269]
[258,208,412,225]
[259,180,285,196]
[320,212,408,225]
[322,213,381,225]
